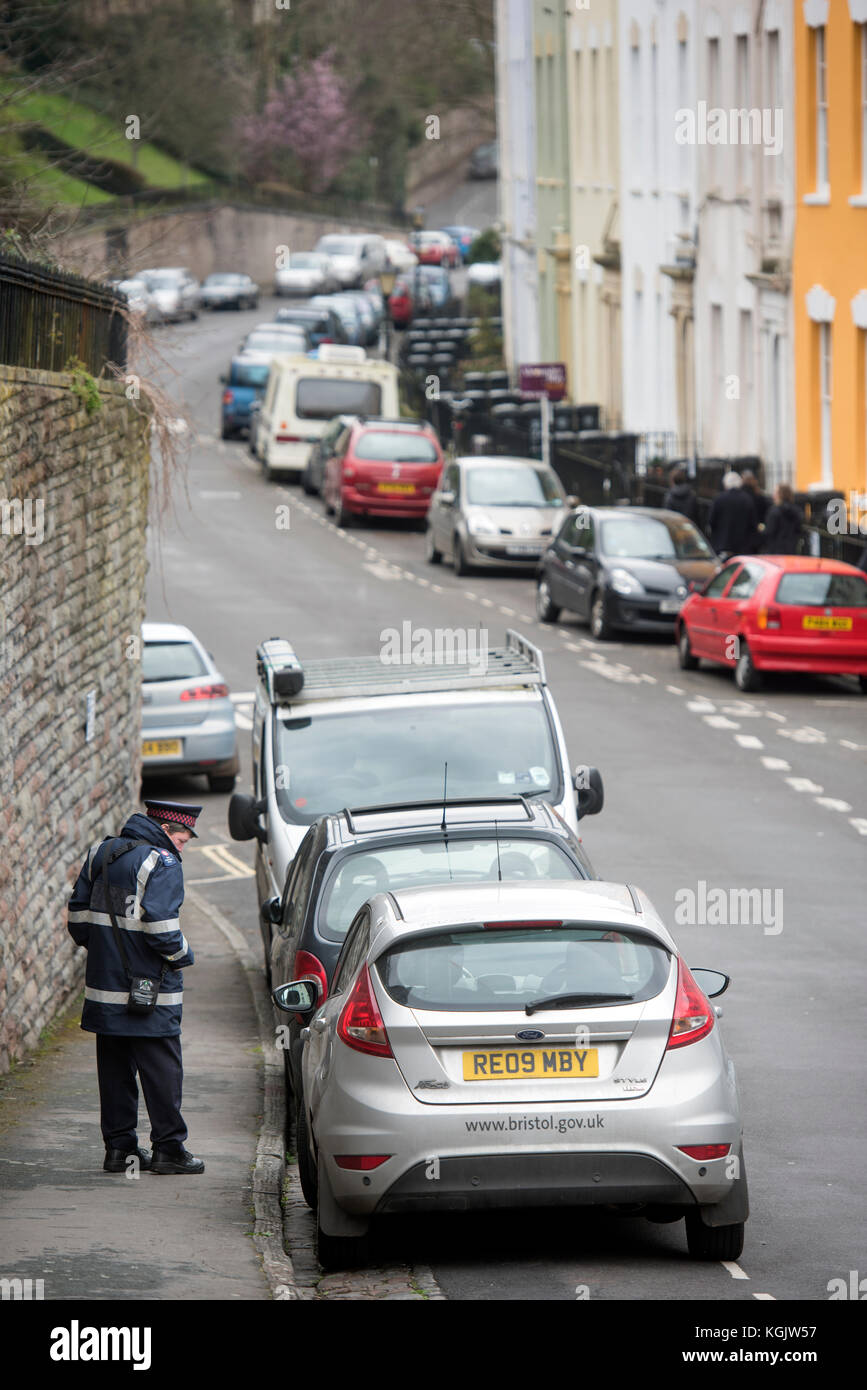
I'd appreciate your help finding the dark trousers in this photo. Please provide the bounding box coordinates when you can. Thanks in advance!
[96,1033,187,1151]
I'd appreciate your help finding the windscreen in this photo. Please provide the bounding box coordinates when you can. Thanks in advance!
[775,571,867,607]
[354,430,437,462]
[142,641,207,682]
[273,701,559,825]
[295,379,382,420]
[377,926,671,1012]
[599,516,713,560]
[230,362,270,388]
[245,332,307,355]
[318,839,583,942]
[465,467,563,508]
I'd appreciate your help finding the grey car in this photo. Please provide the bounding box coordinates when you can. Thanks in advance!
[277,879,748,1271]
[141,622,239,793]
[426,456,569,574]
[139,267,200,322]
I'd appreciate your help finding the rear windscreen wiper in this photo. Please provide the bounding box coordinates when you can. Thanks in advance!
[525,992,634,1016]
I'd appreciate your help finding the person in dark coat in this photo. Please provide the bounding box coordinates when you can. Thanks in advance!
[760,483,803,555]
[741,470,771,529]
[707,471,758,558]
[67,800,205,1175]
[663,466,700,525]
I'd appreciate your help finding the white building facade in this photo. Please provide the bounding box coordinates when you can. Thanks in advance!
[495,0,540,380]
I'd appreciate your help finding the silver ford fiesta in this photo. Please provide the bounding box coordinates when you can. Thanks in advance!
[276,880,749,1271]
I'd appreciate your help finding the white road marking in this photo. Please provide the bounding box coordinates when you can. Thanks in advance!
[704,715,740,729]
[785,777,824,795]
[734,734,763,749]
[362,561,402,581]
[687,700,716,712]
[666,684,684,695]
[840,739,867,751]
[480,597,495,608]
[721,703,761,717]
[199,491,242,500]
[431,584,444,594]
[763,710,787,722]
[761,756,791,771]
[721,1261,750,1281]
[778,726,827,744]
[638,674,657,684]
[815,797,852,812]
[848,818,867,835]
[753,1293,777,1301]
[518,613,534,623]
[230,692,255,703]
[464,591,478,601]
[499,606,516,617]
[565,643,583,654]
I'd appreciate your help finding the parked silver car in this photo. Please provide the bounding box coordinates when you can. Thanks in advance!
[139,267,200,322]
[275,252,337,297]
[277,879,748,1270]
[112,277,160,323]
[200,272,260,310]
[314,234,387,289]
[141,622,239,792]
[426,456,569,574]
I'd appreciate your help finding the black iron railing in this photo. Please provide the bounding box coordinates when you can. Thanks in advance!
[0,254,127,374]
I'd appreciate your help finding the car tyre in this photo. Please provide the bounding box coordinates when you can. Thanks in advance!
[589,591,612,640]
[453,534,470,576]
[220,423,234,441]
[425,525,442,564]
[536,577,561,624]
[301,471,317,497]
[677,626,699,670]
[207,774,236,793]
[295,1101,318,1209]
[859,675,867,695]
[734,642,761,692]
[335,494,353,529]
[685,1212,745,1261]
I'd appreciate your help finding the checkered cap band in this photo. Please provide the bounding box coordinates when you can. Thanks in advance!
[147,808,199,829]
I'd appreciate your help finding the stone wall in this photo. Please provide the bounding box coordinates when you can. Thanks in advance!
[0,367,151,1072]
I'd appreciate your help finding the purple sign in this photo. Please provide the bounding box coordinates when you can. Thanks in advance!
[518,362,567,401]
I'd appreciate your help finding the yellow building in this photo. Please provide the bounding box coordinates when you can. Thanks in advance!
[793,0,867,510]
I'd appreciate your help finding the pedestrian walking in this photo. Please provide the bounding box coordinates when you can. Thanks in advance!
[67,799,205,1175]
[662,466,700,526]
[707,471,758,559]
[741,470,771,530]
[760,484,804,555]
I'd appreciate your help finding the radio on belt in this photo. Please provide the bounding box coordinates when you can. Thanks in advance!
[256,638,305,700]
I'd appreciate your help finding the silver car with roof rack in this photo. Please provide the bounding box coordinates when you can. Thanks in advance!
[228,631,604,909]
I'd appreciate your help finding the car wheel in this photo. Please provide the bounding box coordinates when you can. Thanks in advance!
[335,495,353,528]
[207,774,236,793]
[859,675,867,695]
[295,1101,318,1210]
[589,591,612,640]
[453,535,470,576]
[734,642,761,692]
[220,423,234,441]
[684,1212,745,1261]
[301,471,317,497]
[536,577,561,624]
[425,525,442,564]
[677,626,699,670]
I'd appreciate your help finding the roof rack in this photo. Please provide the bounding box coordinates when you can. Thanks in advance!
[342,795,535,835]
[266,630,546,705]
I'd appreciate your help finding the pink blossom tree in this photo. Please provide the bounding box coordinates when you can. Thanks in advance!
[238,50,365,193]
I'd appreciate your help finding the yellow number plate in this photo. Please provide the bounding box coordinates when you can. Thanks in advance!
[377,482,415,494]
[142,739,182,758]
[802,615,852,631]
[462,1048,599,1081]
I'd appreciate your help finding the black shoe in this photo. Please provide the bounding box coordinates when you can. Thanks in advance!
[150,1146,205,1175]
[103,1146,152,1173]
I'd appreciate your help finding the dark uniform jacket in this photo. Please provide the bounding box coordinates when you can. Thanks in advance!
[760,501,803,555]
[67,813,194,1037]
[708,488,758,556]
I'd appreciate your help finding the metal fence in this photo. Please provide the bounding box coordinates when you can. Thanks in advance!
[0,253,127,374]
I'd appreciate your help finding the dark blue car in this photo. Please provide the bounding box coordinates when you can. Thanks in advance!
[220,353,271,439]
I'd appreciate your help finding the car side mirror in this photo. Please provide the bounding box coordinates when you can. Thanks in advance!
[690,968,730,999]
[260,896,282,928]
[575,766,604,819]
[272,980,320,1016]
[228,792,268,845]
[439,490,456,506]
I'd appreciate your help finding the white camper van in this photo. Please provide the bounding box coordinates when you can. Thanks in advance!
[255,345,399,481]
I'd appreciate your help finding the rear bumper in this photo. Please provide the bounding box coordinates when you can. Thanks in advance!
[140,712,238,771]
[748,636,867,674]
[343,486,433,518]
[376,1151,695,1214]
[607,592,682,632]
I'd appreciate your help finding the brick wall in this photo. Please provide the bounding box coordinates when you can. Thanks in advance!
[0,366,150,1073]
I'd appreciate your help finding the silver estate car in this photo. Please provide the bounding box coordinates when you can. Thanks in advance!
[426,456,569,574]
[276,879,748,1271]
[142,622,239,792]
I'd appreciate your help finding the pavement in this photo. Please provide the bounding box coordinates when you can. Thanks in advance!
[0,892,270,1301]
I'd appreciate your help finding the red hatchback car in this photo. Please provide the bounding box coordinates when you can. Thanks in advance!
[675,555,867,693]
[322,417,444,526]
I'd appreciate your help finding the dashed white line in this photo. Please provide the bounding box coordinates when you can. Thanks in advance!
[721,1261,750,1281]
[499,606,516,617]
[687,700,716,713]
[704,715,740,729]
[734,734,763,749]
[761,756,791,771]
[753,1293,777,1301]
[785,777,824,795]
[815,797,852,813]
[666,684,684,695]
[849,818,867,835]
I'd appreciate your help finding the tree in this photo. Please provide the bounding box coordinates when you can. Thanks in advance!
[237,50,366,194]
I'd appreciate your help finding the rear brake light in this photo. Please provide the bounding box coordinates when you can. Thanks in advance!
[483,920,563,929]
[293,949,328,1003]
[757,605,781,630]
[180,683,228,700]
[334,1154,391,1171]
[222,390,234,404]
[666,958,715,1049]
[337,965,392,1057]
[276,434,302,443]
[677,1144,731,1161]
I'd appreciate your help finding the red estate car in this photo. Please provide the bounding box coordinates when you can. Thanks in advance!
[675,555,867,693]
[409,231,461,268]
[322,417,444,526]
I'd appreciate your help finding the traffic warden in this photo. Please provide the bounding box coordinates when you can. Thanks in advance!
[67,799,205,1175]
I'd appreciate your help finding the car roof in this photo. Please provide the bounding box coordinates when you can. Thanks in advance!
[142,621,197,643]
[737,554,865,574]
[351,417,432,430]
[324,796,564,845]
[367,881,673,954]
[456,455,555,471]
